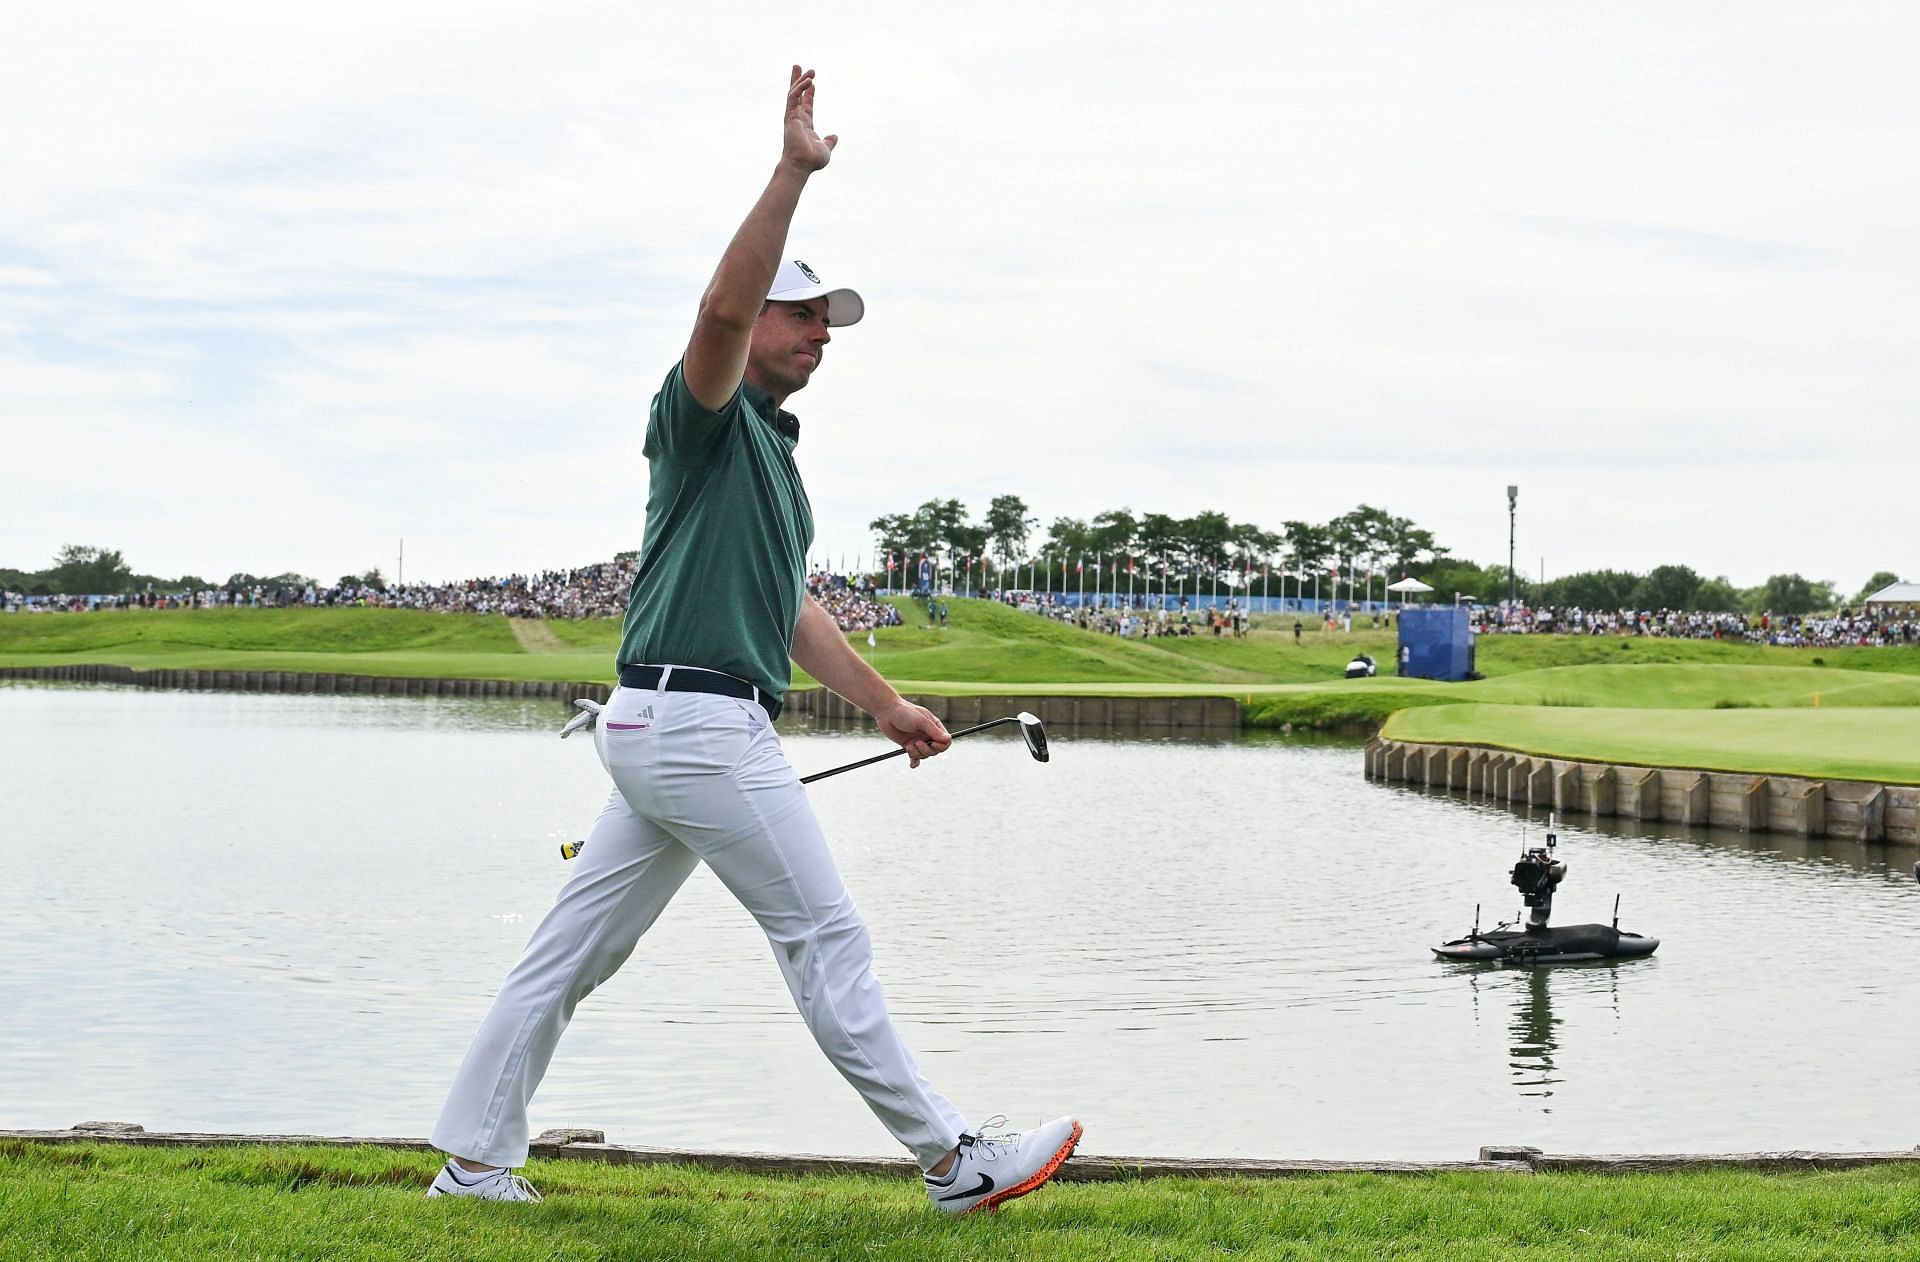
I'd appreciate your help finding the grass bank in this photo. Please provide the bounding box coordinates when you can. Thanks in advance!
[0,607,611,682]
[5,1141,1918,1261]
[0,602,1417,699]
[6,603,1920,752]
[1382,704,1920,785]
[7,602,1917,692]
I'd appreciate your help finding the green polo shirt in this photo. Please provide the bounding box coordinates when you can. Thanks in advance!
[615,362,815,699]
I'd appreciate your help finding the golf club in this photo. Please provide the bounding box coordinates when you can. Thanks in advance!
[561,711,1049,859]
[798,710,1049,785]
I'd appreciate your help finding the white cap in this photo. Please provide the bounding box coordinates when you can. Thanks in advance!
[766,258,864,327]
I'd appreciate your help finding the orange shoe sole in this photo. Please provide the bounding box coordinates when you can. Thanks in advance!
[968,1120,1084,1214]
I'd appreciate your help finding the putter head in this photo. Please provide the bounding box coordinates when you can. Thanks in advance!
[1016,711,1049,763]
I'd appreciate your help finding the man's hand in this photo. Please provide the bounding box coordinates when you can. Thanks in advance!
[783,65,837,173]
[875,701,951,769]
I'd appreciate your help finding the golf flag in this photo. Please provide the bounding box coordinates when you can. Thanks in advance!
[867,631,877,648]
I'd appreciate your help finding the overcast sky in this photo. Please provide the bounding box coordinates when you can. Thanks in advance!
[4,2,1914,591]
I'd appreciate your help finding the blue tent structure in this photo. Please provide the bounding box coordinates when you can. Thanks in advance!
[1397,606,1475,682]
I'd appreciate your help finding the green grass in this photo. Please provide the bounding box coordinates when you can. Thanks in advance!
[1458,663,1920,709]
[536,617,623,650]
[0,601,1407,691]
[1244,689,1459,730]
[1383,704,1920,784]
[862,597,1389,685]
[1238,662,1920,733]
[5,1141,1918,1261]
[9,602,1917,701]
[1469,631,1920,678]
[8,603,1920,771]
[0,607,608,681]
[0,606,522,654]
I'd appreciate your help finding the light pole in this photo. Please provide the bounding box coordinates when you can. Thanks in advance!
[1506,485,1519,607]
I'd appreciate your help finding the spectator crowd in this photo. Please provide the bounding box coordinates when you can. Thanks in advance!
[10,561,1918,651]
[983,587,1920,650]
[991,589,1251,638]
[805,569,902,632]
[1478,603,1920,648]
[3,561,641,620]
[4,559,908,635]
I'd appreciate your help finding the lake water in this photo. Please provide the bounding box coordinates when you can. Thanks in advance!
[3,684,1917,1161]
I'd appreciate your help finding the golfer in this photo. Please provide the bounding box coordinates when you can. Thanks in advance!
[427,66,1081,1213]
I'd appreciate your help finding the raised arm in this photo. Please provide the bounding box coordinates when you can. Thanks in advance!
[682,66,837,411]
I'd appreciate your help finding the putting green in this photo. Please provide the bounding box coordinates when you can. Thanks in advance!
[1383,704,1920,785]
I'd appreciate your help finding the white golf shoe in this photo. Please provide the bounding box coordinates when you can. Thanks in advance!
[924,1116,1083,1214]
[426,1160,543,1202]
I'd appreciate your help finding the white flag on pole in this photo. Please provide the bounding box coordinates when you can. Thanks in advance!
[867,631,877,648]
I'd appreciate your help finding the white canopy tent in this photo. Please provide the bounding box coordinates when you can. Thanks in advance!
[1863,581,1920,605]
[1386,576,1432,609]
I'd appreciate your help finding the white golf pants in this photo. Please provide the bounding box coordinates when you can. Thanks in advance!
[431,683,968,1169]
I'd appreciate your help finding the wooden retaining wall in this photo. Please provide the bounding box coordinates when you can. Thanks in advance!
[784,687,1242,732]
[1365,737,1920,845]
[7,1123,1916,1178]
[0,664,1243,732]
[0,662,617,703]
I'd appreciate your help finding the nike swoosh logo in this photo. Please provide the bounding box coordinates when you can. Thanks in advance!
[936,1172,995,1202]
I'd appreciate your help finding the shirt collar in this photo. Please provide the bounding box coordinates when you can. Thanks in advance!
[742,380,801,444]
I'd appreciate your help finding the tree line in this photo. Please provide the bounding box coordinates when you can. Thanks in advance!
[7,533,1900,620]
[868,499,1444,588]
[0,545,378,598]
[865,497,1898,616]
[1519,566,1899,619]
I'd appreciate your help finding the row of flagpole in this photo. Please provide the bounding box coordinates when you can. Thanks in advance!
[810,551,1407,610]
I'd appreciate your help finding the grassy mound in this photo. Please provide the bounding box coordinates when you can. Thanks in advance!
[864,597,1387,685]
[0,606,521,654]
[1460,663,1920,710]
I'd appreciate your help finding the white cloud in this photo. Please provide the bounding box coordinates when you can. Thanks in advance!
[2,2,1915,588]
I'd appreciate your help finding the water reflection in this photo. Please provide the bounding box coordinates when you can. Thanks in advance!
[1508,967,1562,1102]
[1457,961,1641,1111]
[1392,778,1917,886]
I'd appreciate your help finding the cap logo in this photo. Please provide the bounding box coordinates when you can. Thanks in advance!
[793,260,821,284]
